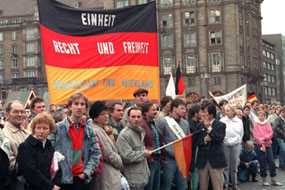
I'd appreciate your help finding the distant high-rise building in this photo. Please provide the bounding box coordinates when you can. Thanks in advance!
[262,34,285,105]
[261,39,278,104]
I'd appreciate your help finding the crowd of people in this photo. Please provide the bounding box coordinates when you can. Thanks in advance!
[0,88,284,190]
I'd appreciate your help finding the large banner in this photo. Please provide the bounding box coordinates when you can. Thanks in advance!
[37,0,159,105]
[209,84,247,106]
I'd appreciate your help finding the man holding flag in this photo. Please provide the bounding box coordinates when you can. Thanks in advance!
[156,98,190,190]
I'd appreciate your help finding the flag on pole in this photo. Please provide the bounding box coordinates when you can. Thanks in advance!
[166,73,176,99]
[248,92,257,102]
[173,134,193,178]
[175,65,185,96]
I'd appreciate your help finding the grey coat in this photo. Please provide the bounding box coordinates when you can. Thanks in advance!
[156,114,190,158]
[90,122,122,190]
[48,118,101,184]
[116,123,150,189]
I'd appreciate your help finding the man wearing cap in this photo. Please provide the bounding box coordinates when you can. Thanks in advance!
[121,88,149,127]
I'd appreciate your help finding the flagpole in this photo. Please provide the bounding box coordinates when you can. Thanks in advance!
[150,130,202,154]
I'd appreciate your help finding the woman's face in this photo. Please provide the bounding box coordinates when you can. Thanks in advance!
[34,122,50,141]
[95,110,108,126]
[258,113,265,122]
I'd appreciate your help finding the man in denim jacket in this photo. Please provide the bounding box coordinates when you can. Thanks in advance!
[49,92,101,190]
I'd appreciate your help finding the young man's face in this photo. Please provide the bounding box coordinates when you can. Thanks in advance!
[173,104,186,118]
[32,101,46,114]
[128,109,142,127]
[243,107,250,116]
[69,97,86,118]
[110,104,124,122]
[145,104,158,120]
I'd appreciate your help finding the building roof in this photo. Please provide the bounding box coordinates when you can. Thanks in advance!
[4,90,36,109]
[0,0,36,17]
[0,0,103,18]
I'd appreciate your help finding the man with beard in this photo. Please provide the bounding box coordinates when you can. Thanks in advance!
[156,98,190,190]
[107,101,124,140]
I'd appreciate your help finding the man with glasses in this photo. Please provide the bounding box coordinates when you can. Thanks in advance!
[156,98,190,190]
[3,101,30,190]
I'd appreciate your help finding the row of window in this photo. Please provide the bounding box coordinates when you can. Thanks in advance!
[264,74,276,83]
[0,57,37,69]
[0,43,36,55]
[161,30,222,49]
[161,10,221,28]
[263,61,275,71]
[262,50,275,60]
[0,29,36,41]
[162,52,223,75]
[264,87,276,97]
[0,18,22,25]
[0,71,36,83]
[116,0,220,8]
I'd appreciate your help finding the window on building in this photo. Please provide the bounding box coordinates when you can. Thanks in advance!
[213,77,221,85]
[26,28,35,39]
[12,45,18,54]
[271,53,274,60]
[268,87,271,96]
[0,46,3,55]
[0,60,3,70]
[26,43,35,53]
[11,31,17,40]
[0,74,3,84]
[264,87,267,96]
[184,11,195,26]
[185,54,196,74]
[262,50,266,56]
[162,55,174,75]
[271,64,275,71]
[0,19,8,25]
[263,74,267,81]
[160,0,173,7]
[272,76,275,83]
[263,62,266,68]
[209,10,221,24]
[12,73,19,79]
[267,63,270,70]
[161,14,173,28]
[182,0,196,5]
[11,58,18,68]
[0,32,3,41]
[266,51,270,58]
[74,1,79,8]
[161,34,173,49]
[210,52,222,72]
[116,0,128,8]
[26,57,35,67]
[138,0,147,4]
[26,71,35,78]
[207,0,221,2]
[272,88,276,96]
[184,32,196,47]
[209,31,221,45]
[12,18,22,24]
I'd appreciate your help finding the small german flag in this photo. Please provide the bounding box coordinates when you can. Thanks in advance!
[175,65,185,96]
[248,92,257,102]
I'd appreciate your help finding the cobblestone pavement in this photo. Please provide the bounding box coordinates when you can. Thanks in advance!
[238,159,285,190]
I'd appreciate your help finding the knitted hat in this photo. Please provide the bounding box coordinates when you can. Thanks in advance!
[89,101,107,119]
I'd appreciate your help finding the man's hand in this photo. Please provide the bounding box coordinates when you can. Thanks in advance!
[53,185,61,190]
[205,135,212,142]
[78,173,85,180]
[145,149,152,157]
[245,163,249,168]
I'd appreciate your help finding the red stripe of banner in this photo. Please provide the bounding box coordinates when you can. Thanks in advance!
[40,25,158,69]
[178,76,185,95]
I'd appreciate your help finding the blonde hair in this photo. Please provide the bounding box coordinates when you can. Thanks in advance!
[257,110,266,116]
[30,112,56,134]
[245,141,254,151]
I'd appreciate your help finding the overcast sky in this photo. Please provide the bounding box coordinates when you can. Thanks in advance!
[261,0,285,35]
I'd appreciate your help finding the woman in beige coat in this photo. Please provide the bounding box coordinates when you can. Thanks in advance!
[89,101,123,190]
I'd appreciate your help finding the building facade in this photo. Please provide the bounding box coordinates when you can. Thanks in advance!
[105,0,264,100]
[262,34,285,105]
[261,39,278,104]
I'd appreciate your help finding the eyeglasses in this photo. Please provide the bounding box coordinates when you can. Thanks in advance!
[10,110,25,114]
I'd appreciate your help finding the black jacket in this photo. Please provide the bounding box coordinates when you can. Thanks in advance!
[275,116,285,140]
[0,148,9,190]
[239,150,258,169]
[242,116,251,142]
[195,119,227,169]
[17,135,61,190]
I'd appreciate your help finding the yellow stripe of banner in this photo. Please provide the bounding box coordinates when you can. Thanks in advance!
[46,65,160,105]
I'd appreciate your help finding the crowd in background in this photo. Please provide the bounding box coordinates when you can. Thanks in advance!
[0,89,285,190]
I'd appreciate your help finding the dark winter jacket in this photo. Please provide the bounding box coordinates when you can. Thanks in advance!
[0,149,9,190]
[239,150,258,169]
[242,116,251,142]
[274,116,285,140]
[17,135,61,190]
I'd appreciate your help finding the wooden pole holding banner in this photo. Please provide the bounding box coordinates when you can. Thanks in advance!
[150,129,202,154]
